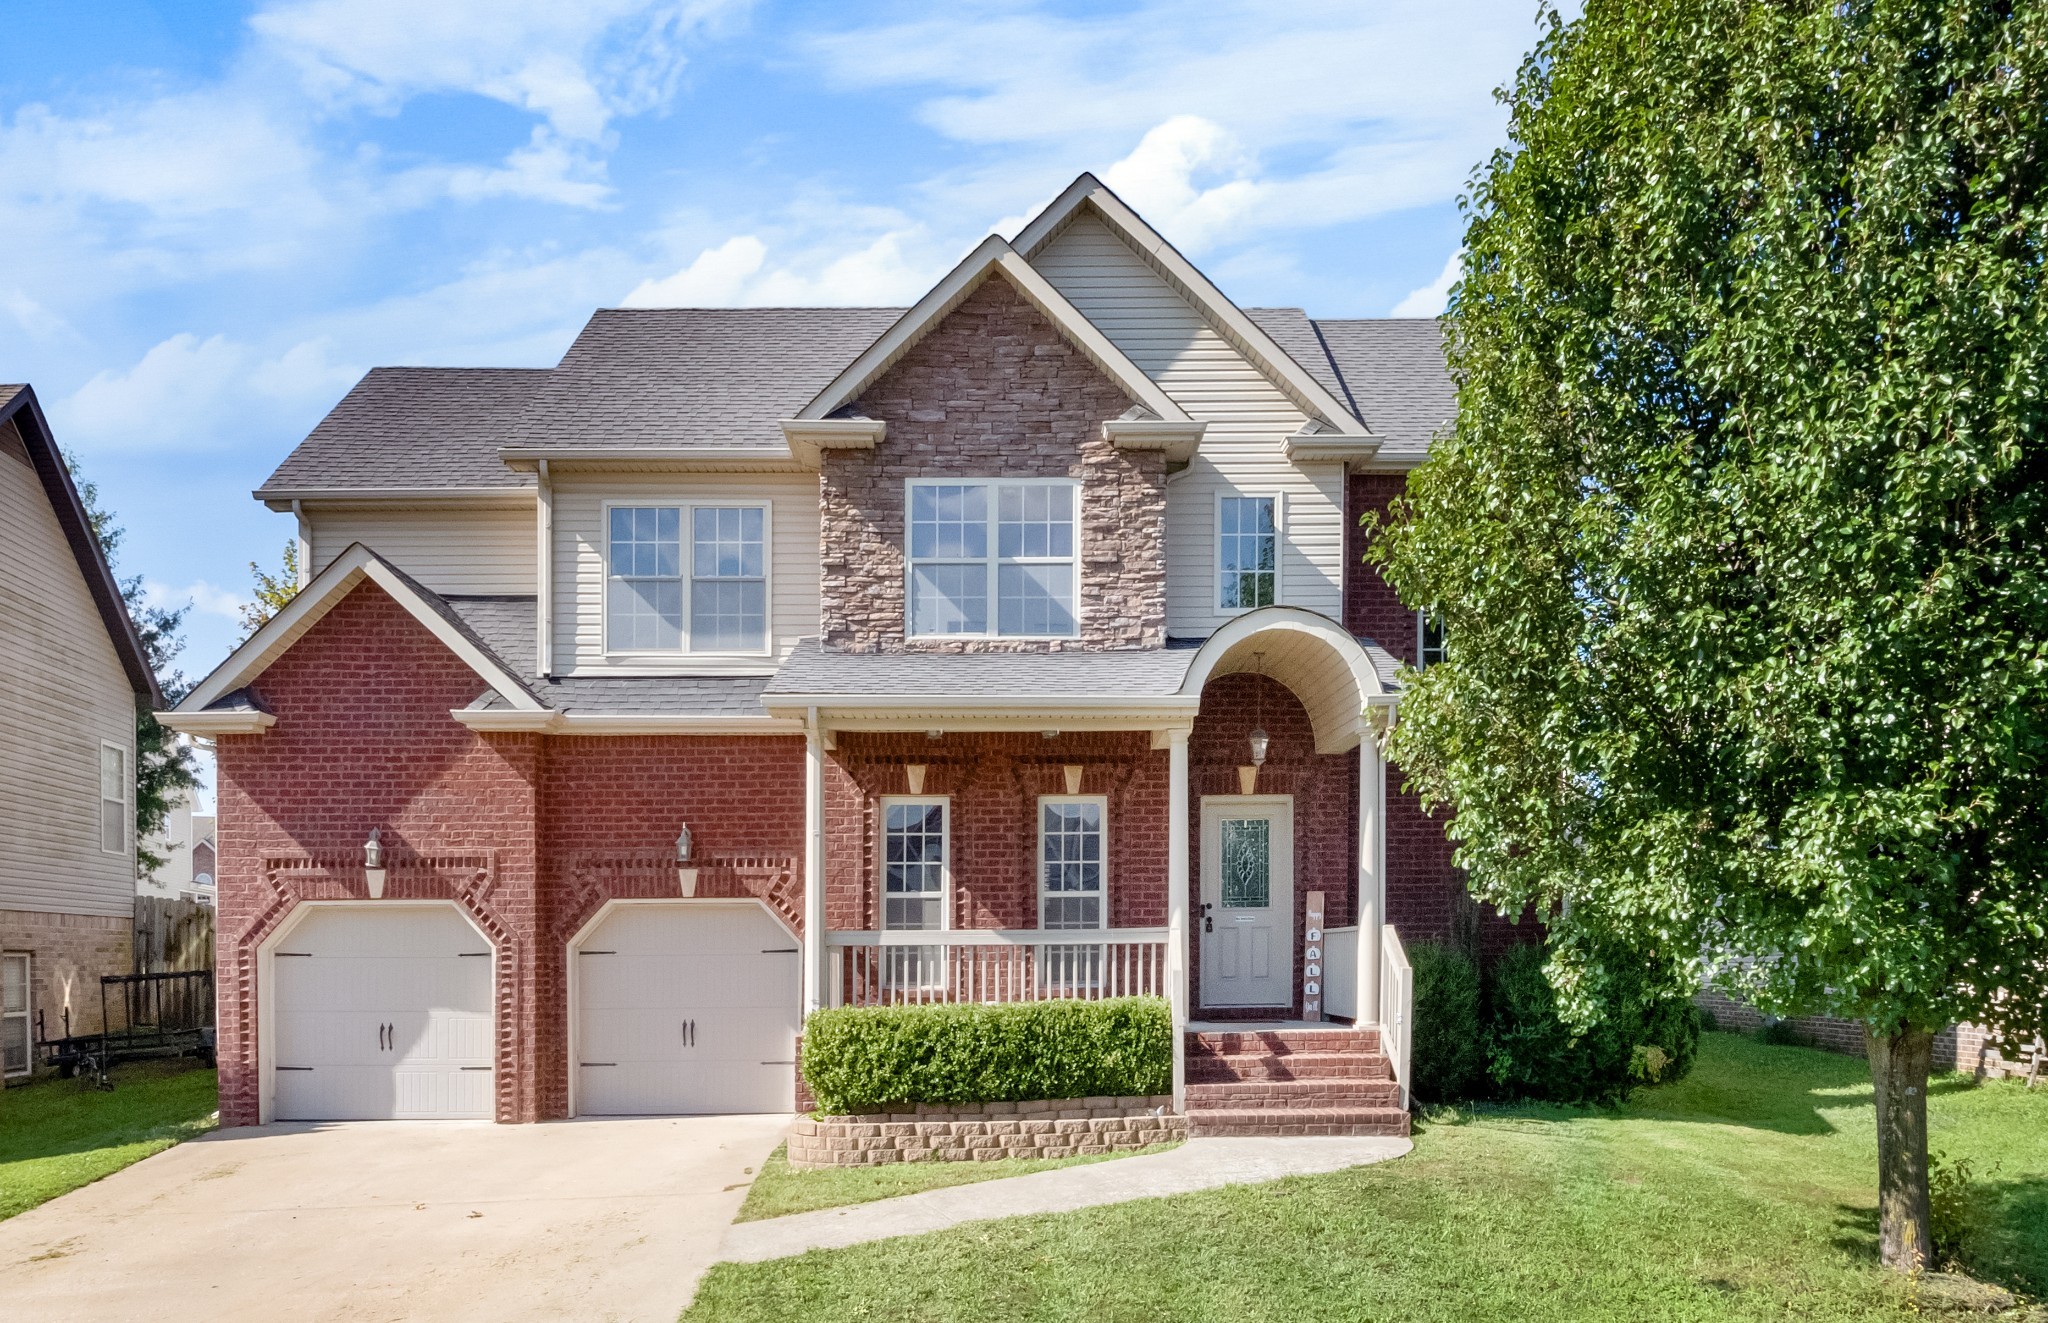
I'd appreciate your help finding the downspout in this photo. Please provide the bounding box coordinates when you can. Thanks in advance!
[291,499,311,588]
[535,460,553,677]
[803,706,828,1018]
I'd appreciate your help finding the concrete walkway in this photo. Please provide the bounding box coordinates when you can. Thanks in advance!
[718,1133,1411,1263]
[0,1114,788,1323]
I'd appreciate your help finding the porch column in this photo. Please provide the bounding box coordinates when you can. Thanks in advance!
[1166,727,1190,1112]
[1358,719,1386,1025]
[803,713,828,1017]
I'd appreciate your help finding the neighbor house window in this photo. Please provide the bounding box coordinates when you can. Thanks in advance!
[906,480,1078,638]
[99,744,127,855]
[1219,495,1278,610]
[1417,609,1447,668]
[605,504,768,653]
[881,799,948,989]
[1,954,28,1079]
[1039,797,1107,990]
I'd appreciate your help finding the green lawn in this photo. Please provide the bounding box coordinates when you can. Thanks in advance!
[688,1034,2048,1322]
[0,1060,218,1221]
[738,1141,1183,1222]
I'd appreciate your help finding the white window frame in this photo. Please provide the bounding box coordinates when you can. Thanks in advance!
[1036,795,1109,933]
[99,741,129,857]
[1216,490,1284,613]
[1417,608,1447,668]
[903,478,1082,640]
[1,952,29,1079]
[600,498,776,660]
[1037,795,1109,991]
[878,796,951,990]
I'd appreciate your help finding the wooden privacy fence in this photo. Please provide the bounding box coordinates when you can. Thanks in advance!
[134,896,215,974]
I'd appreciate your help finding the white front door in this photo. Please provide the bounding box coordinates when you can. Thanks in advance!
[574,902,800,1116]
[271,905,495,1121]
[1199,796,1295,1009]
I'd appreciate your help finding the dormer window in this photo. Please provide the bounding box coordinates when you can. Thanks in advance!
[906,479,1079,638]
[606,502,769,655]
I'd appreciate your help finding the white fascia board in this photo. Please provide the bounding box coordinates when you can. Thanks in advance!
[1013,176,1372,437]
[259,488,535,511]
[1283,432,1383,465]
[779,418,887,469]
[498,449,813,474]
[761,694,1200,721]
[176,542,546,716]
[1103,418,1206,464]
[795,236,1188,426]
[450,708,805,735]
[159,710,278,736]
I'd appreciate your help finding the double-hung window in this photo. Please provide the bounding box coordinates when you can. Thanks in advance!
[1039,797,1106,990]
[99,744,127,855]
[1,954,28,1079]
[606,503,769,654]
[1417,609,1447,668]
[881,799,948,990]
[906,480,1078,638]
[1219,494,1279,610]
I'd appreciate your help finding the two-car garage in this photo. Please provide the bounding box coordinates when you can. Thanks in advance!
[263,901,800,1123]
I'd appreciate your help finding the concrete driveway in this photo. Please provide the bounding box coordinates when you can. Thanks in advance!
[0,1114,788,1323]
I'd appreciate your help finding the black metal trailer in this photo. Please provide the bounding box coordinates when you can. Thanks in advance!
[36,969,215,1088]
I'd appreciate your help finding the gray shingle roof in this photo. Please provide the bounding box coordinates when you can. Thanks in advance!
[1310,319,1454,458]
[766,640,1198,699]
[259,368,548,495]
[508,307,906,453]
[1244,309,1352,413]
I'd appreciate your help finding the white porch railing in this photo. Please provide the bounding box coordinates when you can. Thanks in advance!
[825,928,1171,1009]
[1380,924,1413,1110]
[1323,925,1359,1021]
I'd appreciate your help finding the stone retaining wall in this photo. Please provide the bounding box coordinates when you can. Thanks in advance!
[786,1095,1184,1168]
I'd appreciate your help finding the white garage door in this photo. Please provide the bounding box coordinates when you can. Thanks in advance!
[575,903,800,1116]
[272,906,495,1121]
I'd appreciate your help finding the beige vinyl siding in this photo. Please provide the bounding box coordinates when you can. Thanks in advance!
[553,472,820,674]
[1030,212,1345,636]
[0,441,136,918]
[307,504,537,595]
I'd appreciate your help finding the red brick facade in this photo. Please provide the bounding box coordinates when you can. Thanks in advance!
[212,583,805,1126]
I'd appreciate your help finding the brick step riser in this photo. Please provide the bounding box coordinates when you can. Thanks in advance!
[1184,1086,1400,1111]
[1188,1031,1381,1056]
[1185,1055,1391,1083]
[1186,1109,1411,1139]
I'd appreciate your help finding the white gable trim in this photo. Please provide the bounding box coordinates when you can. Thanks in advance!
[1014,174,1371,438]
[173,542,545,718]
[795,235,1189,426]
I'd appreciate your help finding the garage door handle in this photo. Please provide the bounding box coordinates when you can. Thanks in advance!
[762,948,798,954]
[460,1066,491,1072]
[581,1062,617,1067]
[277,1066,313,1071]
[682,1019,696,1047]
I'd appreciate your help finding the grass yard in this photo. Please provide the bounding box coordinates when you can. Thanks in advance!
[0,1060,218,1221]
[737,1141,1183,1222]
[688,1034,2048,1322]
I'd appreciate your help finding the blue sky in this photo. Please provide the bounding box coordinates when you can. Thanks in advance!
[1,0,1545,681]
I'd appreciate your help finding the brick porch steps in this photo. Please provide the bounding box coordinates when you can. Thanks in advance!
[1183,1026,1411,1139]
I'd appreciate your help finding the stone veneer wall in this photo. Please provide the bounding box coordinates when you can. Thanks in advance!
[786,1095,1185,1168]
[819,273,1164,653]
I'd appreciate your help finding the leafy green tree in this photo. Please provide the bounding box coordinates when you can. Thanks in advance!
[238,541,300,640]
[68,464,199,876]
[1371,0,2048,1272]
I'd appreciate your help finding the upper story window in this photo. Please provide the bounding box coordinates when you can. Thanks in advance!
[606,503,768,655]
[99,744,127,855]
[906,480,1078,638]
[1219,494,1279,610]
[1417,609,1447,668]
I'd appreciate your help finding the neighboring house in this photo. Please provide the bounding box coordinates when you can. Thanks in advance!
[167,174,1505,1129]
[1,385,161,1078]
[139,792,218,906]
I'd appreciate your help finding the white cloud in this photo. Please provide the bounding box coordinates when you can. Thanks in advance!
[623,235,767,305]
[442,128,614,208]
[61,333,358,452]
[1102,116,1263,250]
[621,228,945,308]
[251,0,741,141]
[1391,250,1462,317]
[141,578,249,624]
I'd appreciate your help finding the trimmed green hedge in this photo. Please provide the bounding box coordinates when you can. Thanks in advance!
[799,997,1172,1114]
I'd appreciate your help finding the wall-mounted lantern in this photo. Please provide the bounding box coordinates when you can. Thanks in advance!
[363,827,386,899]
[675,824,698,898]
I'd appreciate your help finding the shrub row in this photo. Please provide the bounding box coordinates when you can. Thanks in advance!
[799,997,1172,1115]
[1411,941,1700,1105]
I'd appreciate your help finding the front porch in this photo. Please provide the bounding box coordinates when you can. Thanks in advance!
[769,607,1415,1127]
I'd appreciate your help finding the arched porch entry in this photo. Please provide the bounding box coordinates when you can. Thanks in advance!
[1164,609,1395,1076]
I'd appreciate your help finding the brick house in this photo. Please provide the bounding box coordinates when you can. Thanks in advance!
[2,385,161,1078]
[167,175,1498,1133]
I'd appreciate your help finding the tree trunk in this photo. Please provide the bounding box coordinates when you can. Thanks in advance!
[1866,1023,1935,1271]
